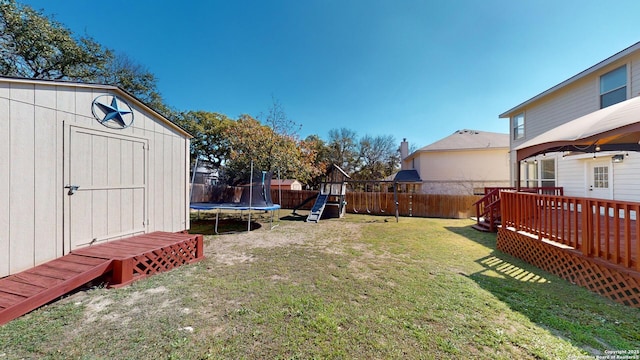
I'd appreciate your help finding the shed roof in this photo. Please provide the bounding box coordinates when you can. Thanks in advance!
[0,76,191,138]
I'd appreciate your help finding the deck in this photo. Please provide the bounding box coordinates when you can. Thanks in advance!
[499,191,640,307]
[0,231,204,325]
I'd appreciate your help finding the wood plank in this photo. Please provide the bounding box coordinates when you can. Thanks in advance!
[72,246,135,258]
[0,278,45,297]
[57,254,111,266]
[27,265,83,280]
[0,232,204,325]
[44,258,97,273]
[0,291,27,308]
[10,272,67,288]
[0,259,112,325]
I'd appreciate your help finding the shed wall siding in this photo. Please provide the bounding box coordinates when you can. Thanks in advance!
[0,92,9,276]
[0,80,190,277]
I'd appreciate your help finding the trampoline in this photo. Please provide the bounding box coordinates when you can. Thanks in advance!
[190,203,281,234]
[190,166,281,234]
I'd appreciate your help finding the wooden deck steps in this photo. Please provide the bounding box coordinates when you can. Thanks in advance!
[0,231,204,325]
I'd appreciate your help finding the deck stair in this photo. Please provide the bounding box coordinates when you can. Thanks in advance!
[306,194,329,222]
[0,231,204,325]
[473,188,502,232]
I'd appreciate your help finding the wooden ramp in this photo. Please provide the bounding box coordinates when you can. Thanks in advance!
[0,231,204,325]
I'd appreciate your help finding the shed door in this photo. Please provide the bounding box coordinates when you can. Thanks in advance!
[64,126,148,251]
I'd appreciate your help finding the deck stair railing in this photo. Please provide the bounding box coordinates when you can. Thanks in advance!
[473,187,564,232]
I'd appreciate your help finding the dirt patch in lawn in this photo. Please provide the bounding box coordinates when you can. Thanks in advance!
[203,218,363,266]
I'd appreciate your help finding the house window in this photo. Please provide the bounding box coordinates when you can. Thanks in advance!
[519,158,555,188]
[540,159,556,187]
[593,166,609,188]
[520,161,538,188]
[513,113,525,140]
[600,65,627,108]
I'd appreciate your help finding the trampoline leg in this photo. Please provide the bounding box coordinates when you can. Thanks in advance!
[270,209,279,230]
[215,210,220,235]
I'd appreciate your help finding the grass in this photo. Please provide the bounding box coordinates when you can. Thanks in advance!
[1,213,639,359]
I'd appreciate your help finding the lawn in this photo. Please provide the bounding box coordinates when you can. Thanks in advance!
[1,213,639,359]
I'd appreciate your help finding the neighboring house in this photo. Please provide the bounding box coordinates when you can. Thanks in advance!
[271,179,303,191]
[400,130,510,195]
[0,77,192,278]
[500,41,640,201]
[192,161,219,185]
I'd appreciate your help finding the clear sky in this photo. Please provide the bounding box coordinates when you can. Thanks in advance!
[18,0,640,150]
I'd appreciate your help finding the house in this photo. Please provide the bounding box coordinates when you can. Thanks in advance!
[0,77,192,278]
[500,41,640,201]
[400,130,510,195]
[497,42,640,307]
[271,179,303,191]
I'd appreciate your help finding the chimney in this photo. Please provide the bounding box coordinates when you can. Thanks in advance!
[400,138,409,170]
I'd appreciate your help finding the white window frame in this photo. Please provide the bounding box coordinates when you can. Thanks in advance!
[600,65,627,109]
[513,112,525,140]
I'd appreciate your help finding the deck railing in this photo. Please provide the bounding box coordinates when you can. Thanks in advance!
[474,187,564,231]
[501,191,640,272]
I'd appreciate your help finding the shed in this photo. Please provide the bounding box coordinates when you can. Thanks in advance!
[271,179,303,191]
[0,77,192,278]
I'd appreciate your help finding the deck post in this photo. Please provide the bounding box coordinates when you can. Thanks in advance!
[112,258,134,286]
[580,199,591,256]
[196,234,204,260]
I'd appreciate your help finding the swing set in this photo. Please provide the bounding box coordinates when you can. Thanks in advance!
[348,181,392,216]
[348,179,421,222]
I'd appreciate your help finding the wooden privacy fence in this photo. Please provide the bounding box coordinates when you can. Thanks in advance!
[501,191,640,272]
[271,189,481,219]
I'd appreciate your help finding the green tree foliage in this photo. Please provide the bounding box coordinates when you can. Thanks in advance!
[223,106,319,186]
[97,52,173,116]
[176,111,233,168]
[300,134,329,188]
[0,0,111,80]
[224,115,302,185]
[0,1,173,116]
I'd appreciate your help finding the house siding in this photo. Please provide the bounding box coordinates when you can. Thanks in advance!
[556,156,587,197]
[410,148,510,195]
[508,51,640,202]
[611,154,640,202]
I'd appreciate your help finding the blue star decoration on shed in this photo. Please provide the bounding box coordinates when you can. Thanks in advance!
[91,95,134,129]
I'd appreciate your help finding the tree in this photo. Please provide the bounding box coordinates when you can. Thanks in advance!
[300,134,329,188]
[97,52,173,116]
[176,111,233,168]
[223,112,318,186]
[0,0,111,81]
[258,96,301,140]
[0,1,174,117]
[355,134,398,180]
[326,128,360,174]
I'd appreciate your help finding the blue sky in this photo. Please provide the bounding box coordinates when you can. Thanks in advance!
[19,0,640,149]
